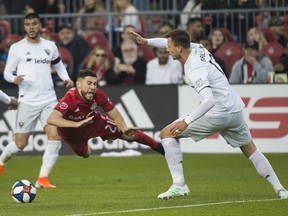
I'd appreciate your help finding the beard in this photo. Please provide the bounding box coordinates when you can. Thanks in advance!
[123,55,137,65]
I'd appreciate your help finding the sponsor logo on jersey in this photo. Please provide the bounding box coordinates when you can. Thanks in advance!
[45,49,50,56]
[34,58,51,64]
[60,102,68,109]
[27,58,32,62]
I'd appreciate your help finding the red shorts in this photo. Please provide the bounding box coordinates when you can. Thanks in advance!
[58,113,123,156]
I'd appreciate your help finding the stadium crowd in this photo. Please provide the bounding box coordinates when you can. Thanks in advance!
[0,0,287,86]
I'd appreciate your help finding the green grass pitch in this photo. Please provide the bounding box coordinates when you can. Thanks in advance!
[1,153,287,216]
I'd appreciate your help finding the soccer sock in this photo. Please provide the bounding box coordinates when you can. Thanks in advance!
[133,130,164,155]
[0,141,21,166]
[39,140,62,178]
[162,138,185,186]
[249,149,284,193]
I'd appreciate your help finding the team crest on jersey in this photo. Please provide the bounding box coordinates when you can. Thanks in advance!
[45,49,51,56]
[90,101,97,110]
[60,102,68,109]
[19,122,24,128]
[195,78,203,88]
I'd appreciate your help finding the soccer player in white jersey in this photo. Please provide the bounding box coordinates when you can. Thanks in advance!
[131,29,288,200]
[0,90,17,109]
[0,13,74,188]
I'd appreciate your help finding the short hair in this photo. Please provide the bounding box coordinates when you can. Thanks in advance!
[165,29,191,49]
[77,69,97,80]
[25,13,41,21]
[187,17,202,27]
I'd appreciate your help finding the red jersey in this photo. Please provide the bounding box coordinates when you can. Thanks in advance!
[54,88,123,156]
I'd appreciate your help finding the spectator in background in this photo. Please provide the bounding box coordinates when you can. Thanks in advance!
[112,25,136,60]
[83,46,111,86]
[105,39,147,84]
[199,37,227,78]
[157,22,172,37]
[228,0,259,43]
[209,28,227,54]
[186,17,203,43]
[145,47,183,85]
[229,40,273,84]
[58,23,90,83]
[74,0,107,38]
[273,41,288,79]
[113,0,141,32]
[268,16,288,48]
[0,37,16,86]
[180,0,203,28]
[247,27,268,50]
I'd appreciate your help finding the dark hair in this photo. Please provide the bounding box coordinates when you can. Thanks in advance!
[77,69,97,80]
[186,17,202,27]
[25,13,41,21]
[165,29,191,49]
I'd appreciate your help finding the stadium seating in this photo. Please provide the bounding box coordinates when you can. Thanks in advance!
[221,28,234,43]
[85,32,108,49]
[214,42,243,78]
[260,42,284,65]
[137,45,155,61]
[260,28,276,43]
[58,47,74,75]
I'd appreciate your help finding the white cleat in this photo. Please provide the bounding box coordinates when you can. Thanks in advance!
[278,189,288,199]
[157,184,190,200]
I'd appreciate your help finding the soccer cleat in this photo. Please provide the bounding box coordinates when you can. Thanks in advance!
[0,165,4,176]
[35,177,56,188]
[157,184,190,200]
[278,189,288,199]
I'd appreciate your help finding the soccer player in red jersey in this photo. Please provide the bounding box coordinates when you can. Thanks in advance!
[47,69,164,157]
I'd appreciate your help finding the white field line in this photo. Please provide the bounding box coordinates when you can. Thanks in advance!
[65,198,284,216]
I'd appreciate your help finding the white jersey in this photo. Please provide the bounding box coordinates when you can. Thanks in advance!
[4,37,70,106]
[147,38,244,115]
[146,56,183,85]
[185,43,244,114]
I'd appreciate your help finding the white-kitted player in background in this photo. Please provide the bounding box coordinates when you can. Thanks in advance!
[0,12,74,188]
[0,90,17,109]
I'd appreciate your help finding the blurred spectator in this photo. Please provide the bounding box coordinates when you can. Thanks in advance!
[209,28,227,54]
[105,39,147,84]
[58,23,90,82]
[0,37,16,74]
[273,41,288,77]
[268,16,288,48]
[145,47,183,85]
[74,0,107,37]
[199,37,228,78]
[228,0,259,42]
[247,27,268,50]
[83,46,111,86]
[186,17,203,43]
[157,22,172,37]
[112,25,136,60]
[113,0,141,32]
[41,28,53,41]
[180,0,203,28]
[229,40,273,84]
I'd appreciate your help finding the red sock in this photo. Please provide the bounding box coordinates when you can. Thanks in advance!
[133,130,158,149]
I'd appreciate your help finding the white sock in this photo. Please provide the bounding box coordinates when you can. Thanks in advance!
[38,140,62,178]
[0,141,21,165]
[249,149,284,193]
[161,138,185,186]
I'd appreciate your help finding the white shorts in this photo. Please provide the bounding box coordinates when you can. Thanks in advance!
[181,111,251,148]
[15,101,57,133]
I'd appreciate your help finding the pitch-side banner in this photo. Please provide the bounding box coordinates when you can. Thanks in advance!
[179,84,288,153]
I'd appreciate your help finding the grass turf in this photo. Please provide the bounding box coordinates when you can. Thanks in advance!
[0,154,287,216]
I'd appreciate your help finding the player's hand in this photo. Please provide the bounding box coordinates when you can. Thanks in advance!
[170,120,188,137]
[14,75,25,85]
[75,116,94,128]
[130,31,148,45]
[8,96,18,110]
[123,127,138,136]
[65,79,74,88]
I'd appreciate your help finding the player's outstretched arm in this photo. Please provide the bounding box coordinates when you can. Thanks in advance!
[130,31,148,45]
[130,31,167,48]
[47,110,94,128]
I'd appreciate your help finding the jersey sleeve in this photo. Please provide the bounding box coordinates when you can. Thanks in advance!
[54,90,74,116]
[3,45,20,83]
[95,89,115,112]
